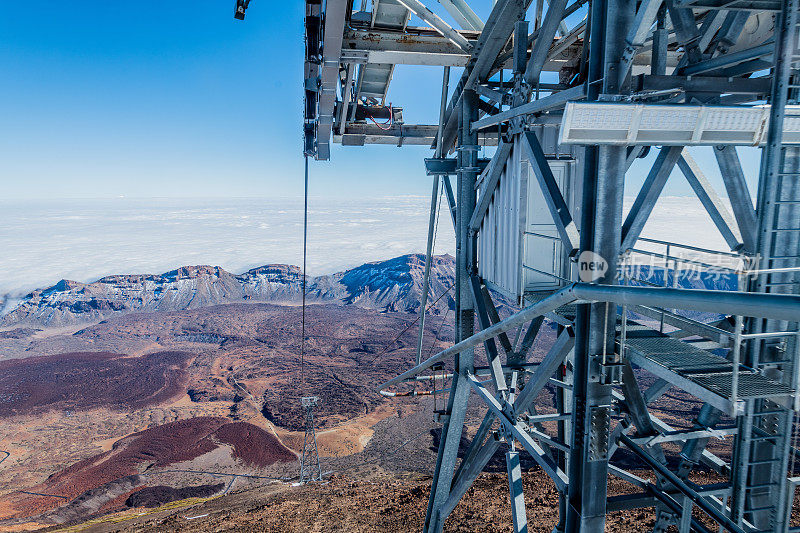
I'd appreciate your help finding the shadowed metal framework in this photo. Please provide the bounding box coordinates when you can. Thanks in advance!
[300,0,800,531]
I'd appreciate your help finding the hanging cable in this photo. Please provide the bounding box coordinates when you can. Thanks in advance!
[431,186,443,264]
[790,409,799,475]
[301,154,309,391]
[366,284,455,367]
[426,305,451,361]
[421,187,449,360]
[367,188,451,368]
[416,183,445,364]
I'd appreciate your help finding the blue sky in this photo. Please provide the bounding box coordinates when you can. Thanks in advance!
[0,1,760,200]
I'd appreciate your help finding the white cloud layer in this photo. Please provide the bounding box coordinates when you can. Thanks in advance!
[0,194,736,297]
[0,197,456,296]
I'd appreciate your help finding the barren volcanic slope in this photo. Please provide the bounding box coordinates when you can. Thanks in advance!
[0,351,192,417]
[0,417,294,523]
[0,288,463,528]
[0,253,737,532]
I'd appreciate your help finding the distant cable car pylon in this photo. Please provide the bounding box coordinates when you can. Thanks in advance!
[299,395,322,483]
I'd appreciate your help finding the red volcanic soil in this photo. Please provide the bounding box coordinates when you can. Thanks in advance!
[0,351,192,417]
[0,417,294,520]
[214,421,295,467]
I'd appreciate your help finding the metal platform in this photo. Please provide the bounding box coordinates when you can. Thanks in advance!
[524,289,577,324]
[622,324,794,415]
[673,0,784,11]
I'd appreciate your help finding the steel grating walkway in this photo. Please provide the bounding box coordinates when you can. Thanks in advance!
[523,290,578,323]
[522,295,795,410]
[692,372,793,398]
[621,323,794,413]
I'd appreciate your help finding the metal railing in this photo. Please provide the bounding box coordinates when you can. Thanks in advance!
[378,283,800,394]
[620,238,800,411]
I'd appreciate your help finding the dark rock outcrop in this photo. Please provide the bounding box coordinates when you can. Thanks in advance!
[125,483,225,508]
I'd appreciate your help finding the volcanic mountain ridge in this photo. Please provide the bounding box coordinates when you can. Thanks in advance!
[1,254,457,328]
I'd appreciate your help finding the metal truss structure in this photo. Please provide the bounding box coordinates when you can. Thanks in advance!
[299,396,323,483]
[299,0,800,531]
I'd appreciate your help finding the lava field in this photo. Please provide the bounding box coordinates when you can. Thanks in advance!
[0,350,193,417]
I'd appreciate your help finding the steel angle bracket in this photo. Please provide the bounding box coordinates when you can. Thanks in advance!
[588,353,623,385]
[601,364,624,386]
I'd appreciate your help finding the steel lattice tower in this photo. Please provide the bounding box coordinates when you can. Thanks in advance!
[292,0,800,531]
[299,396,322,483]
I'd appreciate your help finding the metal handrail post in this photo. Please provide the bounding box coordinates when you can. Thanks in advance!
[793,328,800,411]
[661,243,670,332]
[620,304,629,362]
[731,314,743,416]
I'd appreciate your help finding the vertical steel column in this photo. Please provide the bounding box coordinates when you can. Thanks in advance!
[566,0,605,523]
[651,4,667,76]
[754,1,799,300]
[567,0,632,530]
[423,88,479,533]
[732,2,800,530]
[458,88,479,353]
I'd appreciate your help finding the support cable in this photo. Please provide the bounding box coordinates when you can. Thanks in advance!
[299,154,322,484]
[417,66,452,365]
[367,284,455,367]
[419,187,445,359]
[791,410,800,475]
[301,154,309,392]
[427,292,451,361]
[417,180,442,365]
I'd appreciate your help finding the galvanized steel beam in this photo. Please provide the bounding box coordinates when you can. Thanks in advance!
[572,284,800,322]
[396,0,473,52]
[315,0,349,160]
[677,153,743,251]
[521,130,580,255]
[713,145,758,252]
[481,284,515,355]
[471,274,509,392]
[468,373,570,491]
[337,123,501,146]
[619,433,747,533]
[471,84,585,132]
[437,0,484,31]
[523,0,569,85]
[439,0,528,153]
[619,0,664,82]
[436,328,575,524]
[506,451,529,533]
[424,87,480,533]
[621,146,684,251]
[469,140,512,232]
[682,41,775,76]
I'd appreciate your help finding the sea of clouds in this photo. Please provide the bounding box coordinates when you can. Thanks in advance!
[0,195,732,304]
[0,196,456,300]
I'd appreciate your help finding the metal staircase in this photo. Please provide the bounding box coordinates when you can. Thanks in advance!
[621,323,795,417]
